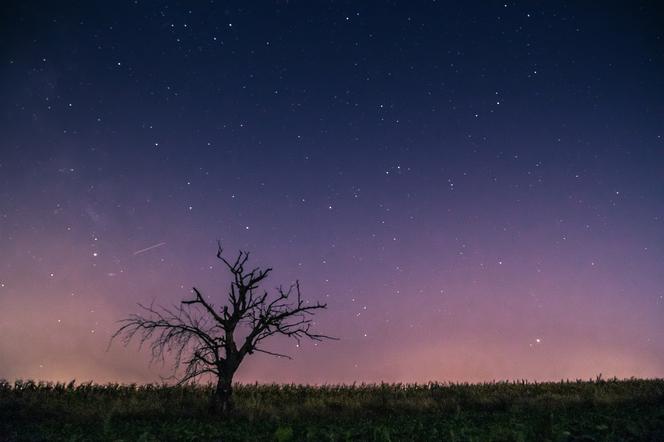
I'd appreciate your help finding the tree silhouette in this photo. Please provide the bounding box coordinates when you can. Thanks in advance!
[112,242,335,414]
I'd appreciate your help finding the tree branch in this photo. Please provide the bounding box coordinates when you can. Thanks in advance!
[111,243,336,387]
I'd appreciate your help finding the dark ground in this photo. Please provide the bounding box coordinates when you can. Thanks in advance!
[1,378,663,441]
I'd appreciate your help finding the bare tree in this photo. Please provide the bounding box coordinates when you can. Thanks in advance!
[112,243,335,414]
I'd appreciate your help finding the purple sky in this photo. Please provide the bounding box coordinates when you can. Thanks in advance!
[1,1,663,384]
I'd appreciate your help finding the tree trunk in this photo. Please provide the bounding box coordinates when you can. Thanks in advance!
[211,375,234,415]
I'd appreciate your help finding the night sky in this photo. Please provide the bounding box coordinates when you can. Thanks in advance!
[1,1,663,385]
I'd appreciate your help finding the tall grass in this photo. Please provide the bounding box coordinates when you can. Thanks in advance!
[1,378,663,441]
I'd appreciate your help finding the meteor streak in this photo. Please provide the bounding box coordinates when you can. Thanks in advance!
[133,242,166,256]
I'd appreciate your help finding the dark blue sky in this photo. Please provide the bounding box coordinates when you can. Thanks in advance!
[1,1,663,383]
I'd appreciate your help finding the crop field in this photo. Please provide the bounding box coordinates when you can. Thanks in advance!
[1,378,663,441]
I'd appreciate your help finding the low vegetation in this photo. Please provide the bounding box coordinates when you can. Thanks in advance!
[1,377,663,441]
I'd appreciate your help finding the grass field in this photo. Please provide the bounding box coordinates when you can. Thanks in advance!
[1,377,663,441]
